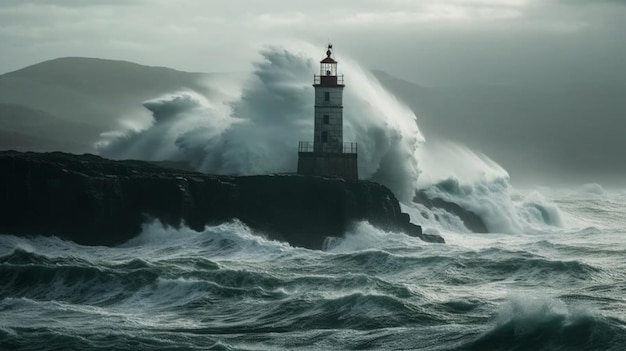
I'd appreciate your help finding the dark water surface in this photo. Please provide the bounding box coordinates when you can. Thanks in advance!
[1,192,625,350]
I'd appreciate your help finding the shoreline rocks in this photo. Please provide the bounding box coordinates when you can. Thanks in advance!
[0,151,444,249]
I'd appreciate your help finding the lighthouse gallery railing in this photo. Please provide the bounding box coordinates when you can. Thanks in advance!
[313,75,345,86]
[298,141,357,154]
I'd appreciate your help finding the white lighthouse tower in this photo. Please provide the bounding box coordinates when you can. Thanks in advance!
[297,45,358,179]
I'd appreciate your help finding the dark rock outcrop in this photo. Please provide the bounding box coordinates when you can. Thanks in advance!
[414,191,488,233]
[0,151,443,249]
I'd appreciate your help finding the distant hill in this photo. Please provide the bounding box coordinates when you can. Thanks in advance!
[0,103,101,153]
[372,71,626,186]
[0,57,212,152]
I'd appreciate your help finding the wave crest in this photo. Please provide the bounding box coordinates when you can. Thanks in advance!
[467,297,625,350]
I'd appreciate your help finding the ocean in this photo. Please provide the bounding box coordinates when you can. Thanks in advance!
[1,185,625,350]
[2,45,625,350]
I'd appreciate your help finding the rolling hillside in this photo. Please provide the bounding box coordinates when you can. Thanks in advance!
[373,71,626,185]
[0,57,212,152]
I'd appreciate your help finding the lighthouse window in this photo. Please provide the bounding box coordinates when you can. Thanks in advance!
[323,115,329,124]
[324,92,330,101]
[321,131,328,142]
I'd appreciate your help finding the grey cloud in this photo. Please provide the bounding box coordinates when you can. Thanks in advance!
[0,0,145,8]
[1,0,624,104]
[558,0,626,5]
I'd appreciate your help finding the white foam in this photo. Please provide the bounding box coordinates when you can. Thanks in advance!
[324,221,423,253]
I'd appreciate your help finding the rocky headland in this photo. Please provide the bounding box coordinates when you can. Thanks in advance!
[0,151,444,249]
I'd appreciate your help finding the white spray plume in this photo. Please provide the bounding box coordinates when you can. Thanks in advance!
[97,42,563,234]
[98,43,424,200]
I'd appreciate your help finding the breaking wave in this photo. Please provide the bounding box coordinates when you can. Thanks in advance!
[464,297,626,351]
[98,43,422,201]
[97,43,563,234]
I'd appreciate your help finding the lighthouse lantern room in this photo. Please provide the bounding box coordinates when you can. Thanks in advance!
[297,45,358,180]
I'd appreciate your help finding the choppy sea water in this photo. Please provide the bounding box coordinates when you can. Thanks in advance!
[1,188,625,350]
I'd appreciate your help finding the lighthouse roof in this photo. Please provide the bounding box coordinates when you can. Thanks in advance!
[320,45,337,63]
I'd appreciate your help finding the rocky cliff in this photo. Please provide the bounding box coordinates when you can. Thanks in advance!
[0,151,443,249]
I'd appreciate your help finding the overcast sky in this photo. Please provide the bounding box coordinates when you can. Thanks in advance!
[1,0,625,85]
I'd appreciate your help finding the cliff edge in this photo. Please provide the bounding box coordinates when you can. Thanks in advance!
[0,151,443,249]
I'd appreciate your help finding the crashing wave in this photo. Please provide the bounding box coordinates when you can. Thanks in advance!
[97,43,563,235]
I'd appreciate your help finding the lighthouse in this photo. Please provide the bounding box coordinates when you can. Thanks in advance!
[297,45,358,179]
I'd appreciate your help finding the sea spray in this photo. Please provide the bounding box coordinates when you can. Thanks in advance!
[96,43,566,235]
[409,140,564,234]
[98,43,423,200]
[467,296,624,350]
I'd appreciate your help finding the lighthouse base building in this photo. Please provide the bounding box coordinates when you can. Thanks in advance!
[297,45,358,180]
[297,146,358,179]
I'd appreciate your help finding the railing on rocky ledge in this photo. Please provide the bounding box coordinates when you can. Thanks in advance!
[298,141,314,153]
[298,141,357,154]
